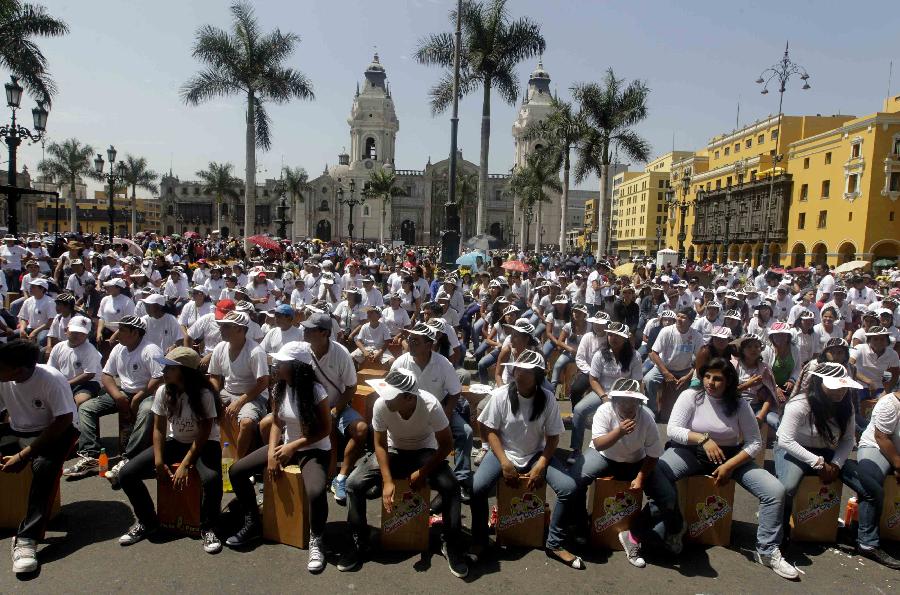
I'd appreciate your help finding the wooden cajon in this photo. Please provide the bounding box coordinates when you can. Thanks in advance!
[461,387,486,426]
[352,384,379,425]
[357,368,386,383]
[157,464,201,537]
[219,414,240,455]
[263,464,309,548]
[559,362,577,400]
[496,477,546,548]
[879,476,900,541]
[789,475,840,542]
[589,477,642,550]
[677,475,735,546]
[4,291,19,310]
[380,478,430,551]
[754,422,768,468]
[0,466,61,530]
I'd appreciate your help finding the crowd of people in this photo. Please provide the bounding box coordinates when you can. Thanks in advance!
[1,230,899,582]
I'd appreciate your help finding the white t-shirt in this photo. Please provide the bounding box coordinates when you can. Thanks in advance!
[390,352,461,402]
[588,349,643,390]
[0,244,27,271]
[48,340,103,381]
[178,301,213,328]
[853,343,900,386]
[859,393,900,453]
[590,401,663,463]
[47,313,73,341]
[141,313,181,353]
[187,312,222,354]
[278,383,331,450]
[163,276,189,300]
[382,306,410,337]
[310,340,357,406]
[98,293,136,324]
[260,325,304,355]
[150,385,220,444]
[208,339,269,395]
[357,322,391,349]
[372,390,448,451]
[66,271,95,299]
[204,277,226,301]
[478,384,564,467]
[102,338,163,393]
[651,325,703,372]
[18,294,55,329]
[0,364,77,433]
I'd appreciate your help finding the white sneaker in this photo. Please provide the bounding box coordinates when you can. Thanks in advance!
[202,530,222,554]
[618,531,646,568]
[756,548,799,580]
[11,537,38,574]
[105,459,127,487]
[62,452,99,478]
[307,535,325,573]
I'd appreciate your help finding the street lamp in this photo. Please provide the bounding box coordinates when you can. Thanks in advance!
[755,41,810,267]
[336,178,366,244]
[273,181,292,240]
[655,224,662,254]
[523,204,534,247]
[666,172,691,264]
[722,186,733,264]
[1,75,49,234]
[94,145,126,243]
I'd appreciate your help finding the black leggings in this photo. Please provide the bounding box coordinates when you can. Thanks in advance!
[119,439,222,530]
[229,446,330,537]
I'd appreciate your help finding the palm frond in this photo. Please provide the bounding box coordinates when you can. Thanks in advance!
[257,67,314,103]
[253,97,271,150]
[427,68,479,115]
[0,1,68,101]
[180,67,242,104]
[413,32,456,67]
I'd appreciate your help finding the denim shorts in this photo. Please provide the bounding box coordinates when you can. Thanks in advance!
[336,405,363,435]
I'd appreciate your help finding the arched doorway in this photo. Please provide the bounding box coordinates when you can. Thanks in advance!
[400,220,416,245]
[870,239,900,264]
[811,243,828,266]
[699,246,708,262]
[316,219,331,242]
[710,246,718,263]
[837,241,856,264]
[791,243,806,268]
[753,245,763,267]
[769,244,782,267]
[728,244,740,263]
[489,221,503,242]
[221,226,230,238]
[739,244,752,264]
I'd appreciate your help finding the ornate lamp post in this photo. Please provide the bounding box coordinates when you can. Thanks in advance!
[666,172,691,264]
[755,41,810,267]
[523,204,534,248]
[655,224,662,253]
[336,178,365,244]
[722,186,733,264]
[273,180,292,239]
[1,75,49,234]
[94,146,126,243]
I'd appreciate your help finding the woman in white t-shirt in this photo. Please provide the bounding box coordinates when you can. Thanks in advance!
[842,392,900,568]
[225,341,331,573]
[97,278,136,347]
[178,286,214,336]
[117,347,223,554]
[472,350,580,568]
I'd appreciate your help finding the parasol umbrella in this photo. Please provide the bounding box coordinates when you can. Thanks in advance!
[788,266,809,274]
[465,234,503,251]
[873,258,897,268]
[456,251,486,267]
[247,234,282,252]
[112,237,143,257]
[183,231,200,239]
[501,260,530,272]
[834,260,870,274]
[402,261,417,269]
[169,233,181,240]
[613,262,635,276]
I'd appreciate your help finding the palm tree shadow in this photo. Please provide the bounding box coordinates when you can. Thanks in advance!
[34,499,134,565]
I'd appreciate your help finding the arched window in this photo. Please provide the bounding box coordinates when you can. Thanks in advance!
[364,137,377,160]
[362,205,371,217]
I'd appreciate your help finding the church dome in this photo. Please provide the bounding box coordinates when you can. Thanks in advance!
[366,53,385,74]
[530,59,550,81]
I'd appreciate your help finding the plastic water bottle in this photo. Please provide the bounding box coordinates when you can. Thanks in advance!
[221,442,234,493]
[98,448,109,477]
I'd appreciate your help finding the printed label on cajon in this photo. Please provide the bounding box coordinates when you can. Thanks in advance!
[497,479,546,547]
[789,477,839,542]
[381,480,429,551]
[678,476,734,545]
[689,495,731,538]
[594,490,640,535]
[795,485,839,524]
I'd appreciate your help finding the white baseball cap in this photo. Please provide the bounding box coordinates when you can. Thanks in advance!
[271,341,314,365]
[141,293,166,306]
[67,315,92,335]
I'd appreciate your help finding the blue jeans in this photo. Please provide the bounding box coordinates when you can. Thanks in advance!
[640,445,785,556]
[477,348,499,384]
[569,391,603,451]
[567,449,645,528]
[449,409,473,486]
[541,340,556,362]
[471,318,485,351]
[77,392,155,458]
[471,451,576,550]
[842,447,892,548]
[550,352,574,386]
[773,445,848,532]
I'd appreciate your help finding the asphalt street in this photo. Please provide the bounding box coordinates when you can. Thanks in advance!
[1,407,899,594]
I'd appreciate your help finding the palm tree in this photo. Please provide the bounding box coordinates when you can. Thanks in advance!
[509,152,561,252]
[37,137,94,232]
[0,0,68,102]
[196,161,241,233]
[573,69,652,258]
[415,0,545,235]
[281,165,309,240]
[366,168,406,245]
[181,1,314,249]
[121,155,159,236]
[524,95,589,254]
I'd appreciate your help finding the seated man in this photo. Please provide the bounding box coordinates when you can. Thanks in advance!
[140,293,181,353]
[47,315,103,408]
[0,339,79,575]
[338,369,468,578]
[16,278,54,347]
[65,315,163,483]
[260,303,303,358]
[643,307,702,417]
[351,307,394,368]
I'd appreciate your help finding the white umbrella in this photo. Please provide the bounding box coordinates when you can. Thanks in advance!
[834,260,869,274]
[113,237,143,257]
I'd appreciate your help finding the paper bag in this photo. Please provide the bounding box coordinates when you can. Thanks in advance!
[380,478,430,551]
[677,475,734,546]
[496,477,546,548]
[589,477,642,550]
[263,464,309,548]
[157,463,201,537]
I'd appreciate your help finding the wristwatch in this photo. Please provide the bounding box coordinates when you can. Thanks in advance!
[698,432,710,446]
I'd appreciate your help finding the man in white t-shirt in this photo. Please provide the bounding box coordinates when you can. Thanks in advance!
[48,315,103,406]
[260,304,303,357]
[140,293,181,353]
[381,293,411,339]
[207,311,270,458]
[1,235,27,293]
[851,327,900,396]
[815,264,835,303]
[0,339,79,575]
[645,307,703,416]
[339,369,466,577]
[16,278,54,346]
[186,299,236,361]
[351,307,394,366]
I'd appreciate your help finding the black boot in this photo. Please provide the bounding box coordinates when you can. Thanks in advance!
[225,513,261,548]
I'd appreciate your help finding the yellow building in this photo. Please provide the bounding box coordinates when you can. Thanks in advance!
[35,191,161,236]
[785,95,900,266]
[581,198,598,253]
[612,151,692,257]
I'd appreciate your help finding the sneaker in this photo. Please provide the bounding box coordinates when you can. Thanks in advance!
[307,535,326,573]
[441,540,469,578]
[337,533,366,572]
[11,537,38,574]
[664,522,687,555]
[119,522,155,546]
[618,531,646,568]
[473,448,489,466]
[105,459,128,488]
[858,545,900,570]
[331,476,347,506]
[756,548,800,580]
[202,530,222,554]
[63,452,99,478]
[225,515,261,549]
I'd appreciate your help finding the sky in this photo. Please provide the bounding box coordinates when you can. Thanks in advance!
[11,0,900,199]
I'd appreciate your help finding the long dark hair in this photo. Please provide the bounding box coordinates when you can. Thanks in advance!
[273,360,322,437]
[164,366,222,420]
[805,375,852,446]
[697,357,741,417]
[507,367,547,422]
[603,336,636,373]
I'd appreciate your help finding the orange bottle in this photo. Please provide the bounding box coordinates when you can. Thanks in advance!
[98,448,109,477]
[843,496,858,526]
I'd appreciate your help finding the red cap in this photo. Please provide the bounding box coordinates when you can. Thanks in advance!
[215,299,236,320]
[257,272,267,279]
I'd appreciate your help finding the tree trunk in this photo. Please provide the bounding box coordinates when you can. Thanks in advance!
[244,91,257,252]
[476,79,491,235]
[68,178,77,233]
[520,208,527,251]
[595,162,610,259]
[534,201,542,253]
[130,186,137,237]
[559,149,570,255]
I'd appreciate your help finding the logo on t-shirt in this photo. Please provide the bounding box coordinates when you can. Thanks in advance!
[132,364,139,371]
[32,399,45,410]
